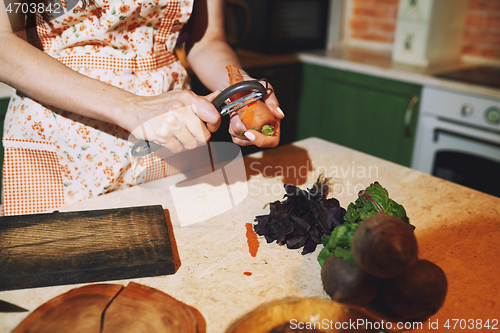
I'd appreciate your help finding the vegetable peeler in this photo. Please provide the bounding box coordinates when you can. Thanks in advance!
[131,80,267,157]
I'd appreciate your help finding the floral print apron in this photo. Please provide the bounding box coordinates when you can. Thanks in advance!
[2,0,195,215]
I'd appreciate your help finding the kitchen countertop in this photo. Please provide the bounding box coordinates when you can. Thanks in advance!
[297,47,500,100]
[236,47,500,100]
[1,137,499,332]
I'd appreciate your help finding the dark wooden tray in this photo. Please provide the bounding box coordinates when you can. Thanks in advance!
[0,205,177,291]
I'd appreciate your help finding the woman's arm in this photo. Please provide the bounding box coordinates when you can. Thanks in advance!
[185,0,284,148]
[0,0,220,152]
[0,0,133,128]
[184,0,239,91]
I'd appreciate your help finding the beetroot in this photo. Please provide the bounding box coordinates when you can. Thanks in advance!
[351,214,418,278]
[321,254,379,307]
[383,259,448,320]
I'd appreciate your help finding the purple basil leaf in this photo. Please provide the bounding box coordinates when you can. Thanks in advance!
[264,234,275,243]
[326,197,341,209]
[307,199,331,233]
[286,235,304,249]
[252,176,345,255]
[271,201,285,216]
[285,218,295,235]
[331,206,346,229]
[291,215,311,232]
[309,226,320,239]
[276,222,287,244]
[301,238,319,255]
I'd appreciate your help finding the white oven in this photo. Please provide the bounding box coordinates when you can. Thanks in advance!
[411,86,500,197]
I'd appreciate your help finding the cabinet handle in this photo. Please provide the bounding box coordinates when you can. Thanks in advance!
[404,95,419,137]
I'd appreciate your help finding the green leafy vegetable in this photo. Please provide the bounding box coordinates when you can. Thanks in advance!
[318,182,414,266]
[318,222,358,265]
[344,181,410,225]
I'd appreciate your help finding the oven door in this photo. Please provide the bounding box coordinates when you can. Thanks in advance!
[412,115,500,197]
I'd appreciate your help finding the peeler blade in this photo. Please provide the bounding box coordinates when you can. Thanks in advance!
[220,91,263,117]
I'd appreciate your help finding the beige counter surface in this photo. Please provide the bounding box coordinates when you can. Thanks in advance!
[298,47,500,100]
[1,137,499,332]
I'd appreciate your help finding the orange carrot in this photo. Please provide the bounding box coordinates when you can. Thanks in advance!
[227,65,249,101]
[226,65,276,136]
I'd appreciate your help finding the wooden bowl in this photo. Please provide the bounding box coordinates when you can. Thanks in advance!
[225,297,405,333]
[12,283,205,333]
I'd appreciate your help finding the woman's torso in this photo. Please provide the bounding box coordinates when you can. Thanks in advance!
[2,0,194,215]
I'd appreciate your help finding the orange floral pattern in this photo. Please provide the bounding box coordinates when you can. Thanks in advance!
[3,0,194,209]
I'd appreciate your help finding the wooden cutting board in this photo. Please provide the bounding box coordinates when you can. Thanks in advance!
[0,205,177,291]
[12,282,205,333]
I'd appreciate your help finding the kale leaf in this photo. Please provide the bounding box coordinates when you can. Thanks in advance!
[344,181,410,225]
[318,181,414,266]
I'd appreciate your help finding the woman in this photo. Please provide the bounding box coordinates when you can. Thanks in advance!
[0,0,283,215]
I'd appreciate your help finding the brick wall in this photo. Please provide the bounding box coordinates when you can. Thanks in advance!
[348,0,500,61]
[462,0,500,59]
[349,0,399,44]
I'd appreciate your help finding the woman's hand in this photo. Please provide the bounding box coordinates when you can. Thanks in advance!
[181,0,285,148]
[128,90,221,153]
[228,77,285,148]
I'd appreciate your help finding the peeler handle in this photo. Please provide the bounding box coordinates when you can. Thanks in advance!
[131,80,267,157]
[211,80,267,111]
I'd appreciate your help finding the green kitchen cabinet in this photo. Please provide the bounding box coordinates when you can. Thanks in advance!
[297,64,422,167]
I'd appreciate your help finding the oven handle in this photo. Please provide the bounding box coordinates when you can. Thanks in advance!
[404,95,419,137]
[422,115,500,146]
[434,128,500,150]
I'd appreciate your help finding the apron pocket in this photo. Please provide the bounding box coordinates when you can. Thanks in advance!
[2,138,64,216]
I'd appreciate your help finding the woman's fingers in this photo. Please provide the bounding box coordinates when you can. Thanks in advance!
[182,105,213,143]
[154,105,211,151]
[228,111,246,135]
[231,136,253,146]
[229,120,282,148]
[161,137,184,153]
[193,96,221,133]
[155,123,184,152]
[266,102,285,120]
[242,119,281,148]
[260,82,285,120]
[172,124,200,151]
[204,89,222,102]
[226,99,283,148]
[130,91,222,154]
